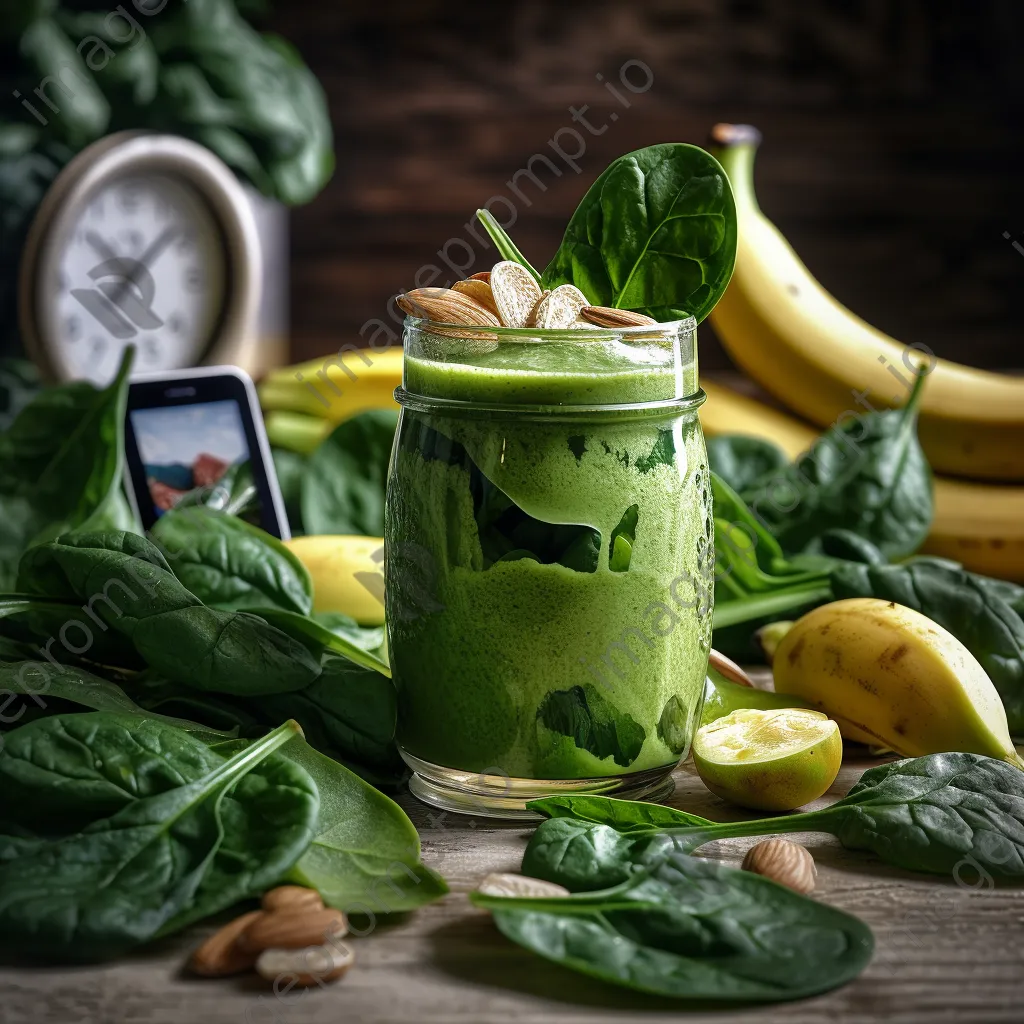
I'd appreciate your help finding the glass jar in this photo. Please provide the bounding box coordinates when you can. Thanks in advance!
[385,316,713,817]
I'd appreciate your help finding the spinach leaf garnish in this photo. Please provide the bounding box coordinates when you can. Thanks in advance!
[474,209,541,283]
[473,842,873,1002]
[541,143,737,324]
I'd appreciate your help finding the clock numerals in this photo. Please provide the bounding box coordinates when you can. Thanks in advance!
[184,267,204,293]
[90,336,107,359]
[143,337,161,362]
[167,312,184,335]
[118,185,140,214]
[64,315,82,342]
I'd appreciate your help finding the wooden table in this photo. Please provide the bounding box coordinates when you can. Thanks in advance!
[3,742,1022,1023]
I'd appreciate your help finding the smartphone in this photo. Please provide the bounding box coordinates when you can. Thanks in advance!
[124,366,290,539]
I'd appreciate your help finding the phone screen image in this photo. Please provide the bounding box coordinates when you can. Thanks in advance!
[123,368,288,538]
[129,399,252,519]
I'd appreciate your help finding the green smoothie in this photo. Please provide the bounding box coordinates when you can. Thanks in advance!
[386,336,713,784]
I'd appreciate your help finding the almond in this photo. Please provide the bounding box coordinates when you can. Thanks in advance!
[256,940,354,988]
[708,649,755,689]
[397,287,500,327]
[579,305,658,328]
[189,910,263,977]
[238,908,348,954]
[469,271,491,282]
[528,284,590,329]
[451,278,500,318]
[261,886,324,914]
[490,261,543,327]
[741,839,817,894]
[475,873,570,898]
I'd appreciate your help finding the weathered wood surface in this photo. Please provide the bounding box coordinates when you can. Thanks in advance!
[3,672,1022,1024]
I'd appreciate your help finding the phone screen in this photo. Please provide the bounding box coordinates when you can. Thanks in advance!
[124,368,288,538]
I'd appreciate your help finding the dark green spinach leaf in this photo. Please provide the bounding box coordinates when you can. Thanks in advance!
[0,716,317,962]
[151,506,312,615]
[537,685,645,768]
[705,435,788,495]
[302,410,399,536]
[529,751,1024,880]
[542,143,737,324]
[474,843,873,1002]
[16,531,321,696]
[0,349,135,589]
[741,371,933,559]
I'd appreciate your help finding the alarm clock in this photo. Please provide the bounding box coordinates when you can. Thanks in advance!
[19,132,261,384]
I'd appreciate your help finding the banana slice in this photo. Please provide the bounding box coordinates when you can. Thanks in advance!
[490,261,542,327]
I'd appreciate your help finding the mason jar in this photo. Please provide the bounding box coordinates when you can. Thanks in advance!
[385,316,713,817]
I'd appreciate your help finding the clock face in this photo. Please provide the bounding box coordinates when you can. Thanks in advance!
[43,174,227,384]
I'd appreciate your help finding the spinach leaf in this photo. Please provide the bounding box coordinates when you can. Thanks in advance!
[283,738,447,914]
[0,349,134,589]
[529,752,1024,880]
[0,659,235,746]
[0,359,39,432]
[831,557,1024,735]
[313,611,386,654]
[246,607,391,677]
[473,844,873,1002]
[0,717,318,962]
[272,446,307,535]
[742,371,933,559]
[256,653,400,775]
[302,410,399,537]
[16,531,322,696]
[474,209,541,283]
[541,144,737,324]
[150,506,312,615]
[706,435,788,495]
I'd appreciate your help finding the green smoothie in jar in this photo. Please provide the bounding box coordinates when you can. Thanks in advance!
[386,324,714,815]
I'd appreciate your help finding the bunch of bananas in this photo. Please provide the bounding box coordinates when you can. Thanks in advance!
[259,347,402,454]
[704,124,1024,582]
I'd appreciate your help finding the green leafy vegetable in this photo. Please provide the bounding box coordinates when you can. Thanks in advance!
[15,531,322,696]
[313,611,386,654]
[0,349,135,589]
[284,738,446,914]
[741,371,933,559]
[529,751,1024,879]
[272,446,307,534]
[704,435,788,494]
[302,410,399,536]
[0,716,318,962]
[537,685,645,768]
[473,841,872,1002]
[151,506,312,615]
[542,143,737,324]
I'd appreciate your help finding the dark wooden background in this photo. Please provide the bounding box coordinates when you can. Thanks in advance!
[265,0,1024,371]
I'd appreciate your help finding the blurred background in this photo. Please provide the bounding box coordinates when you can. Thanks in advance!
[264,0,1024,372]
[1,0,1021,376]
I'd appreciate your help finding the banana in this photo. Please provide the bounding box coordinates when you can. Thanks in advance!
[773,598,1022,765]
[284,535,386,626]
[265,410,331,454]
[708,123,1024,482]
[259,347,402,424]
[699,378,1024,582]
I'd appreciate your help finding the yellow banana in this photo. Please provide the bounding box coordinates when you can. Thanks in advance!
[259,347,402,424]
[699,379,1024,582]
[708,124,1024,482]
[265,410,331,454]
[284,535,386,626]
[773,598,1022,766]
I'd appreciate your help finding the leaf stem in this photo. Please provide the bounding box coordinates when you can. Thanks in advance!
[475,210,542,282]
[712,583,832,629]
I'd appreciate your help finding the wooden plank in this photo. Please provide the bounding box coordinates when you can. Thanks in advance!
[3,724,1022,1023]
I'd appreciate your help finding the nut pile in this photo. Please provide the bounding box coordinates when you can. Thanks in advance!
[190,885,353,988]
[396,261,657,330]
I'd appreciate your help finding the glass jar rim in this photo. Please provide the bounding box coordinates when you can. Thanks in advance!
[402,314,698,342]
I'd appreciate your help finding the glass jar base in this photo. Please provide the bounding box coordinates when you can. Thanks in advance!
[401,750,676,820]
